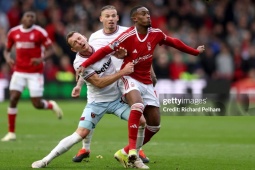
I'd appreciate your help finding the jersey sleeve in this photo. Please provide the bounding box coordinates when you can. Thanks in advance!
[5,31,14,51]
[38,27,52,48]
[80,30,129,68]
[157,29,199,56]
[73,58,96,80]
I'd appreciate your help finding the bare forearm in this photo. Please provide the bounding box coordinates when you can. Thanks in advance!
[150,66,157,87]
[89,70,125,89]
[77,77,85,87]
[4,49,11,60]
[43,46,54,60]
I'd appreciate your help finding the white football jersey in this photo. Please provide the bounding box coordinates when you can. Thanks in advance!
[89,25,128,71]
[73,26,128,103]
[73,51,120,103]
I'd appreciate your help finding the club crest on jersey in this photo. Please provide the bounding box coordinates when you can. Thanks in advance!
[91,112,95,118]
[147,42,151,51]
[30,33,34,40]
[15,34,20,39]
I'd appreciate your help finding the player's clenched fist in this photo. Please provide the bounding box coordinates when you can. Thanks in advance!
[197,45,205,53]
[120,62,134,76]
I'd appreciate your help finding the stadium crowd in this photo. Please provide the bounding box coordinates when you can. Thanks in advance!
[0,0,255,84]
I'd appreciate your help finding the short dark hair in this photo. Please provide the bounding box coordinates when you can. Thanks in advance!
[130,5,144,17]
[66,31,78,48]
[100,5,116,15]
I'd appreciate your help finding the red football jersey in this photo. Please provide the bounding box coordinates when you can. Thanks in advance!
[6,25,52,73]
[111,26,166,84]
[81,26,199,84]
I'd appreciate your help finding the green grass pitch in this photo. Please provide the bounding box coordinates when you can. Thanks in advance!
[0,100,255,170]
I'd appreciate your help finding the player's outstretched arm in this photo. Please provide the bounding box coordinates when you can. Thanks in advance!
[86,62,134,89]
[164,36,205,56]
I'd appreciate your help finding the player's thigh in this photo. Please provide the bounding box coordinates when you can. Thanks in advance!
[79,102,108,130]
[122,76,143,105]
[9,72,27,92]
[143,105,160,126]
[143,84,160,107]
[108,98,130,121]
[27,73,44,97]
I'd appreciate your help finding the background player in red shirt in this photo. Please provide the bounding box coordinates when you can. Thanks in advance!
[2,11,63,142]
[77,6,205,168]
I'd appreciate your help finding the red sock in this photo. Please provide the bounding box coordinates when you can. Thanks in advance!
[8,114,17,133]
[123,145,129,154]
[47,102,53,109]
[128,110,142,150]
[143,127,157,145]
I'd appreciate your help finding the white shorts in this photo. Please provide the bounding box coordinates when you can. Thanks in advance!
[9,72,44,97]
[121,76,160,107]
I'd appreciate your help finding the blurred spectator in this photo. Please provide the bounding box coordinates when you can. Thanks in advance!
[200,46,216,79]
[169,51,187,80]
[215,43,234,80]
[233,46,245,82]
[56,55,75,82]
[44,58,59,82]
[153,48,170,79]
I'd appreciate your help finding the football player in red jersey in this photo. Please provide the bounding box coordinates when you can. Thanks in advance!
[2,11,63,142]
[77,6,205,168]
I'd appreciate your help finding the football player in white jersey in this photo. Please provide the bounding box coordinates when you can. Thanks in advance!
[31,31,143,168]
[72,5,150,164]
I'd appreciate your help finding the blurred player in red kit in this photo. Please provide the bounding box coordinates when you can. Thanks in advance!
[2,11,63,142]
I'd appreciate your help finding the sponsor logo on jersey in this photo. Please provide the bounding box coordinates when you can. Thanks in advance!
[95,58,111,74]
[16,42,35,49]
[132,54,152,65]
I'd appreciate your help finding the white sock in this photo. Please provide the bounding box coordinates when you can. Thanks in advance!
[41,100,48,109]
[136,125,145,153]
[82,129,94,151]
[121,148,128,155]
[42,132,82,163]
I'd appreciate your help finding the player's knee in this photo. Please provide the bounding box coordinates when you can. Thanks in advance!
[76,127,91,139]
[32,101,42,109]
[9,95,19,105]
[147,125,161,133]
[131,103,145,113]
